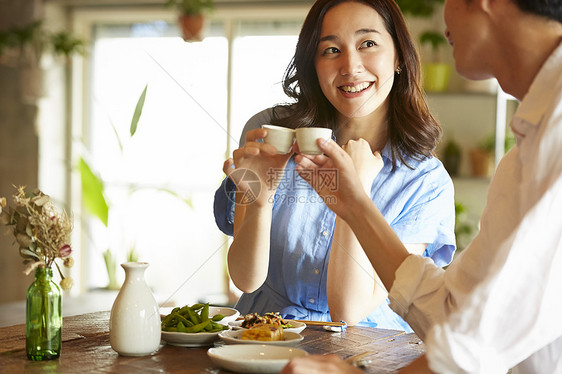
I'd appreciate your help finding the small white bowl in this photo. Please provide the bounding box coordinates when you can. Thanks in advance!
[207,306,240,325]
[207,344,308,373]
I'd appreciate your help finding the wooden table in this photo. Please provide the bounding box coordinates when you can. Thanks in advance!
[0,311,424,373]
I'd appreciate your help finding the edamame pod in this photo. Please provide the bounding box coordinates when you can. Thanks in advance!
[201,303,209,322]
[210,321,229,330]
[185,307,201,324]
[184,320,210,333]
[190,303,205,311]
[178,305,192,315]
[177,321,187,332]
[175,313,192,327]
[161,313,175,326]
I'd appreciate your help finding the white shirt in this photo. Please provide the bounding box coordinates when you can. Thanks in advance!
[388,42,562,374]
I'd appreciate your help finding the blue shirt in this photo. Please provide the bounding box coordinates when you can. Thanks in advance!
[213,108,456,332]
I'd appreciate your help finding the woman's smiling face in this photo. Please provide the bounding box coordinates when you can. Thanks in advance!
[314,1,398,120]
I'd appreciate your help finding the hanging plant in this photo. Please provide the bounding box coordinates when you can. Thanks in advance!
[50,31,86,61]
[0,21,86,101]
[165,0,215,41]
[0,21,85,67]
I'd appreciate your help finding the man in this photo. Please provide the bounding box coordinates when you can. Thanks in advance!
[282,0,562,372]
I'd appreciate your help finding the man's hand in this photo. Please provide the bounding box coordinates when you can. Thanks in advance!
[280,354,363,374]
[294,138,373,220]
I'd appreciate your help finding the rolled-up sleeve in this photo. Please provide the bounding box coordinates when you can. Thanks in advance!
[388,255,451,340]
[213,177,236,236]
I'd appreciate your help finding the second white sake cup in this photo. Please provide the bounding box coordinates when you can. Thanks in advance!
[295,127,333,155]
[262,125,295,154]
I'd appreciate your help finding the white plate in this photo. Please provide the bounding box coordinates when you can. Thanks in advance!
[228,320,307,334]
[218,329,304,346]
[161,330,222,347]
[207,344,308,373]
[160,306,240,325]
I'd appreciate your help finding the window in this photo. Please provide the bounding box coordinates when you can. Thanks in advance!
[73,6,306,305]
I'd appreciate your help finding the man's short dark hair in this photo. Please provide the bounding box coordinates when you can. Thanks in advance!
[512,0,562,23]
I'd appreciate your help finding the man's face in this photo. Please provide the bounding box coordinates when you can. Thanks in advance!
[444,0,494,80]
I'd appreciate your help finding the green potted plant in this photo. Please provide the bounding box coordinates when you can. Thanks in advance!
[80,85,147,289]
[470,133,495,177]
[79,85,193,289]
[395,0,450,92]
[50,31,86,62]
[395,0,443,17]
[470,130,516,177]
[166,0,215,41]
[442,138,461,177]
[420,30,451,92]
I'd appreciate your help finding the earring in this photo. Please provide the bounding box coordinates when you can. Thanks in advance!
[395,66,402,74]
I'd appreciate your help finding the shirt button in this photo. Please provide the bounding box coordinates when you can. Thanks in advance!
[322,230,329,237]
[309,298,315,304]
[314,269,320,275]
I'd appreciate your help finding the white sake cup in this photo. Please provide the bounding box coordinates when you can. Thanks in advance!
[262,125,295,154]
[295,127,333,155]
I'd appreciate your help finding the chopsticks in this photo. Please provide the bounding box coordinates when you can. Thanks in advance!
[234,316,347,327]
[236,317,347,331]
[289,320,346,327]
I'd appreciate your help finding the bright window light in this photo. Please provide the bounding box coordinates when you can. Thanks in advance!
[84,18,300,305]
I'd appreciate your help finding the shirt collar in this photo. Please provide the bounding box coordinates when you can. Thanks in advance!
[381,141,393,164]
[513,41,562,128]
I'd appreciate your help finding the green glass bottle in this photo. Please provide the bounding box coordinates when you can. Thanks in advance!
[26,266,62,360]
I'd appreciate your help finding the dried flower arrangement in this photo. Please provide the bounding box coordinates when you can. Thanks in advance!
[0,186,74,290]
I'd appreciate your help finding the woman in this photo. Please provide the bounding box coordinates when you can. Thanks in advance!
[213,0,455,331]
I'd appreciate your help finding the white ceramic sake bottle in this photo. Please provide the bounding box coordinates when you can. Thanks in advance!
[109,262,161,356]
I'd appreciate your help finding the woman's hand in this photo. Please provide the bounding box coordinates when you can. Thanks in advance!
[280,354,363,374]
[294,138,373,220]
[225,128,294,206]
[342,138,383,193]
